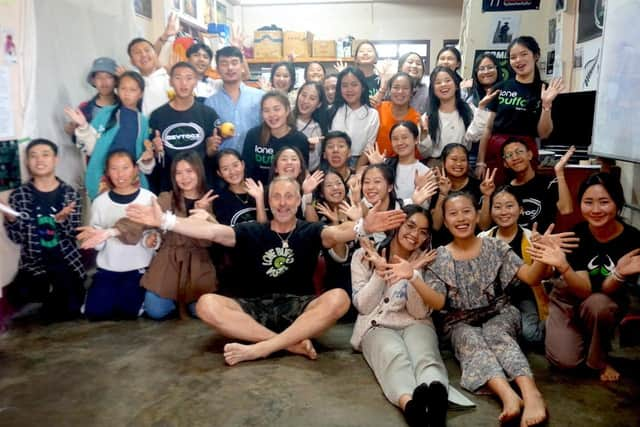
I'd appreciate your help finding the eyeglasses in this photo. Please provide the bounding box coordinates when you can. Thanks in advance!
[478,65,497,72]
[503,148,527,160]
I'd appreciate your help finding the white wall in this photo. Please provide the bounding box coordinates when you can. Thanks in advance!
[240,0,463,68]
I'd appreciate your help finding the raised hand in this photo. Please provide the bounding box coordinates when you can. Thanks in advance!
[206,128,222,156]
[541,78,565,108]
[163,11,179,40]
[434,166,451,196]
[412,180,439,206]
[360,238,387,275]
[531,223,580,253]
[363,142,386,165]
[349,175,362,205]
[245,178,264,200]
[334,59,347,74]
[63,107,88,128]
[115,65,127,77]
[230,22,246,49]
[363,201,407,234]
[460,78,473,90]
[54,201,76,223]
[414,168,436,191]
[316,202,339,224]
[151,130,165,166]
[615,248,640,277]
[384,255,415,284]
[480,167,497,197]
[77,226,114,250]
[554,145,576,175]
[195,190,218,210]
[339,198,363,221]
[478,88,499,109]
[302,170,325,195]
[139,140,154,163]
[527,239,568,269]
[257,76,272,91]
[408,249,438,270]
[126,199,164,227]
[420,113,429,135]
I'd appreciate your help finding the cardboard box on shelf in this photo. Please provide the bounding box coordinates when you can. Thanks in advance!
[283,31,313,58]
[254,30,283,58]
[312,40,336,58]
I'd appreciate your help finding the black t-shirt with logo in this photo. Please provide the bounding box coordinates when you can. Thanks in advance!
[568,222,640,293]
[508,174,559,231]
[487,78,543,137]
[149,101,221,192]
[213,187,264,226]
[230,220,325,297]
[32,185,66,271]
[242,126,309,185]
[364,74,381,99]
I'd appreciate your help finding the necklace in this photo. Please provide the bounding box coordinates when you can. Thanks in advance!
[233,191,249,205]
[274,224,296,249]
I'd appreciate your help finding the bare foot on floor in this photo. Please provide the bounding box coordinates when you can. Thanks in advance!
[223,342,264,366]
[521,391,547,426]
[286,339,317,360]
[600,364,620,382]
[498,390,523,424]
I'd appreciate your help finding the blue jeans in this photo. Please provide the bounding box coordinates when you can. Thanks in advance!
[143,291,197,320]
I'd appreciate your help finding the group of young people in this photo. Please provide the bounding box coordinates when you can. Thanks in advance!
[2,24,639,427]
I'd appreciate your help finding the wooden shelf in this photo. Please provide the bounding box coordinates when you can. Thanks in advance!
[247,57,354,64]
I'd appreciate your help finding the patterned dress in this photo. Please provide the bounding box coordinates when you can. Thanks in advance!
[423,238,533,392]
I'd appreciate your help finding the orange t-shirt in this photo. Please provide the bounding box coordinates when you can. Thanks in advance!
[376,101,421,156]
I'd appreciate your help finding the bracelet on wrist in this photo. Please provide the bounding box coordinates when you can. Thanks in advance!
[611,268,625,283]
[558,264,570,275]
[410,270,421,282]
[160,211,177,232]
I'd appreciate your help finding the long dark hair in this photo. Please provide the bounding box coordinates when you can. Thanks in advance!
[441,143,470,176]
[427,67,472,145]
[436,46,463,83]
[293,81,329,135]
[259,91,294,146]
[314,168,347,209]
[105,71,145,131]
[170,151,207,214]
[385,72,415,102]
[507,36,543,86]
[397,52,425,82]
[270,61,296,92]
[377,204,432,260]
[469,53,502,107]
[328,67,371,123]
[361,163,399,211]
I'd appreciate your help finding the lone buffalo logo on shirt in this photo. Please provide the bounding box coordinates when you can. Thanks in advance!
[162,122,205,150]
[262,247,295,278]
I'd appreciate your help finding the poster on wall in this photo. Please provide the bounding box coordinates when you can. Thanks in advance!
[578,0,605,43]
[134,0,152,19]
[546,50,555,75]
[581,38,601,91]
[489,15,520,47]
[482,0,540,12]
[183,0,197,20]
[474,49,514,81]
[0,140,20,192]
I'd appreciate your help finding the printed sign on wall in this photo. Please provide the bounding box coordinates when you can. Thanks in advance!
[482,0,540,12]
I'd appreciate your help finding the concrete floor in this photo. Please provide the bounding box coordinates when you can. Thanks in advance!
[0,319,639,427]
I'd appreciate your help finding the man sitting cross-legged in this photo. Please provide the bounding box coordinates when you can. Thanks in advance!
[126,175,406,365]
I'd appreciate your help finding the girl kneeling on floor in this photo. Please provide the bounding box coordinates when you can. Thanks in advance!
[78,150,160,320]
[140,152,218,320]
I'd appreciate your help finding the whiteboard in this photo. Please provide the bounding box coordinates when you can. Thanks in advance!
[591,0,640,163]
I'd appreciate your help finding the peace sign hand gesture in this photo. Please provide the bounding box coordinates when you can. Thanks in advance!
[480,167,497,197]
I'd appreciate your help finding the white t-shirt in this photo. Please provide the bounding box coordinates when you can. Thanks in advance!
[330,105,380,156]
[91,188,157,272]
[142,68,171,116]
[395,161,430,200]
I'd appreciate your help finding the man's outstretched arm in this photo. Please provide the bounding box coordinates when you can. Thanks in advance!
[126,201,236,247]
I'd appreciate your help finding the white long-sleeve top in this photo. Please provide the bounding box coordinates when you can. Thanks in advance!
[419,107,489,158]
[330,105,380,156]
[350,248,433,350]
[91,188,157,272]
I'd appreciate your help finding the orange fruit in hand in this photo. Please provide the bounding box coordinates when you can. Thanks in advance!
[219,122,235,138]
